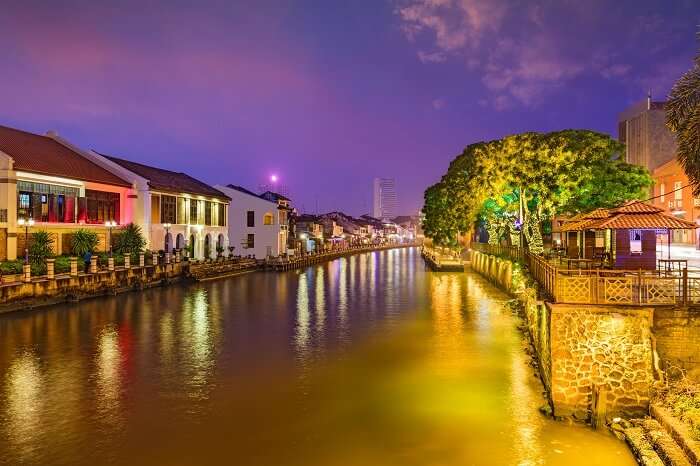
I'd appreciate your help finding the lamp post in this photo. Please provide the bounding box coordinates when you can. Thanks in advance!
[163,222,172,252]
[17,218,35,264]
[105,220,117,257]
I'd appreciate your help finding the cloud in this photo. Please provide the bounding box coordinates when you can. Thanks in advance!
[393,0,696,109]
[432,98,446,110]
[417,50,447,63]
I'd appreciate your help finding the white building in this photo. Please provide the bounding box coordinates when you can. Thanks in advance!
[215,184,285,258]
[82,151,230,260]
[372,177,397,220]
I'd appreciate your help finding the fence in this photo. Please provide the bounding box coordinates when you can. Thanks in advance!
[472,242,700,306]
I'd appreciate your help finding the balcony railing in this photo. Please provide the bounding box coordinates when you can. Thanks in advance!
[471,242,700,306]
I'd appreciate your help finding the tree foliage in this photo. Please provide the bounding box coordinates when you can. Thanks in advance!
[667,32,700,195]
[29,230,54,275]
[422,130,653,250]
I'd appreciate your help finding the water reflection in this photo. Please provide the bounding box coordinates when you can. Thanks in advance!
[0,248,634,466]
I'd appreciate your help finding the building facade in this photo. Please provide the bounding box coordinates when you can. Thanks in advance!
[618,97,677,172]
[84,152,229,260]
[372,177,397,220]
[652,158,699,245]
[215,184,285,258]
[259,191,292,253]
[0,125,134,260]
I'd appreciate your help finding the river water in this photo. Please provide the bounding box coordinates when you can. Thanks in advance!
[0,247,633,465]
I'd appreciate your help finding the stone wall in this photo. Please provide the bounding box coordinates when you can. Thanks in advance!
[549,304,655,420]
[470,251,657,422]
[653,308,700,379]
[0,262,184,313]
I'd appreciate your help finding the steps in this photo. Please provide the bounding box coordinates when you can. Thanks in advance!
[622,412,697,465]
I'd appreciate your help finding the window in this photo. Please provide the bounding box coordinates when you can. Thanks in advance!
[151,195,161,224]
[660,183,665,203]
[16,181,78,223]
[629,229,642,254]
[85,190,120,224]
[263,213,274,225]
[204,201,212,226]
[160,195,176,224]
[247,211,255,227]
[218,203,226,227]
[177,197,187,224]
[190,199,198,224]
[247,234,255,249]
[674,181,683,201]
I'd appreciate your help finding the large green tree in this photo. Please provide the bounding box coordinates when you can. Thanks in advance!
[667,33,700,194]
[422,130,652,252]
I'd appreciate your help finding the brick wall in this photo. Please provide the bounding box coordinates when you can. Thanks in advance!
[653,308,700,379]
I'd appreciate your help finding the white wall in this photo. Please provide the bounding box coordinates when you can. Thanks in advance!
[215,185,282,258]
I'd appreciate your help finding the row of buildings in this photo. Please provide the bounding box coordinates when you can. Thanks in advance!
[0,123,417,261]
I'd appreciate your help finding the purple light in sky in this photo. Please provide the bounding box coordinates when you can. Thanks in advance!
[270,174,278,183]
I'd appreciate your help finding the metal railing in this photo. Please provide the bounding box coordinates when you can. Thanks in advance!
[472,242,700,306]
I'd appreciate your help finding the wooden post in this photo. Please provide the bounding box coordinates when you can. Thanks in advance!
[90,256,97,273]
[139,253,145,267]
[591,385,608,429]
[124,254,131,269]
[70,257,78,277]
[683,267,689,305]
[23,263,31,283]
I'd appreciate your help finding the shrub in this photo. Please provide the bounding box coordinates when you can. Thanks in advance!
[54,256,72,274]
[0,260,23,275]
[29,230,54,275]
[114,223,146,255]
[71,229,99,256]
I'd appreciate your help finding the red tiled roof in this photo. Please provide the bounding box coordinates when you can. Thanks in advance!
[561,199,696,231]
[102,154,229,201]
[610,200,663,214]
[0,125,131,187]
[593,213,696,230]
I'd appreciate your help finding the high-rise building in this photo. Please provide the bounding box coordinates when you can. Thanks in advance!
[372,177,397,220]
[617,95,677,172]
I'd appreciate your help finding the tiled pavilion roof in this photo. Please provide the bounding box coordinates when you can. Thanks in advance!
[561,200,696,232]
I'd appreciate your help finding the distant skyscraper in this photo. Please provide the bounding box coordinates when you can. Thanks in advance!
[618,94,677,171]
[372,177,397,220]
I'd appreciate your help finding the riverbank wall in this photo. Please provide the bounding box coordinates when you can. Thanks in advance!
[0,244,418,314]
[471,250,656,422]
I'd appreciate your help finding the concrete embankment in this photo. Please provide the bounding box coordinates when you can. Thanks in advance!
[0,244,418,314]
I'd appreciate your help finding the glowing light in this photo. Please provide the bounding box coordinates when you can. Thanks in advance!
[270,174,278,183]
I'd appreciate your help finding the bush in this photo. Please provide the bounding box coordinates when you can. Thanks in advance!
[114,223,146,255]
[54,256,72,274]
[29,230,54,275]
[71,229,99,256]
[0,260,23,275]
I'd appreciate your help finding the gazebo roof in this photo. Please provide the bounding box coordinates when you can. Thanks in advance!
[560,200,696,231]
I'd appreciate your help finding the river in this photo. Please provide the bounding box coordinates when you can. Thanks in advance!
[0,247,633,465]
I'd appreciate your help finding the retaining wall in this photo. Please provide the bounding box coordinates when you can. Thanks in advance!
[470,250,656,421]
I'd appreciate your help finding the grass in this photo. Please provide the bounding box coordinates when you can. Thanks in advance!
[658,376,700,440]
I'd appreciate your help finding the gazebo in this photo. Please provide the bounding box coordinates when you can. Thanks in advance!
[560,200,697,270]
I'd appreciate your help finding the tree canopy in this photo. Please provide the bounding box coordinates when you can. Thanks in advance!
[422,130,653,250]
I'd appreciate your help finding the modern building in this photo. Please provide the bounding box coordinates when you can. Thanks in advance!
[0,125,134,260]
[84,151,230,260]
[372,177,397,220]
[652,158,700,245]
[618,96,677,172]
[215,184,285,258]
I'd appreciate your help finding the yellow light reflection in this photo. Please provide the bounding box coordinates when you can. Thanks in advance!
[5,350,43,456]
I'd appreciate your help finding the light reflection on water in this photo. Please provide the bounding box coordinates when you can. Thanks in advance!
[0,248,633,466]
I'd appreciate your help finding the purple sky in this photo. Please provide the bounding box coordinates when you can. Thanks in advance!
[1,1,698,216]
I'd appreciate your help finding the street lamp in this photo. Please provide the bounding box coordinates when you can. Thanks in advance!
[17,217,35,264]
[163,222,172,252]
[105,220,117,257]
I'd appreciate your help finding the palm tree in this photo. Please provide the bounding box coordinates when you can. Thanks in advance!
[666,31,700,194]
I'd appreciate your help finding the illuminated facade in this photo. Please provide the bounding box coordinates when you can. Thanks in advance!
[0,125,134,260]
[652,158,700,245]
[83,151,229,259]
